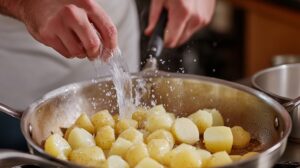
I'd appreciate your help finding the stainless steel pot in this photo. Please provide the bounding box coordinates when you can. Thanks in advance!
[0,67,293,167]
[252,63,300,142]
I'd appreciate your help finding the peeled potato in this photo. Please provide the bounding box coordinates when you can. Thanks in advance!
[206,151,232,167]
[204,126,233,153]
[146,129,175,148]
[163,144,196,166]
[102,155,129,168]
[91,110,115,129]
[148,104,166,116]
[230,155,242,162]
[188,109,213,134]
[119,127,143,144]
[69,146,105,167]
[231,126,251,149]
[206,109,224,126]
[113,114,120,123]
[147,139,171,163]
[125,143,149,167]
[64,125,76,140]
[95,126,115,150]
[173,144,196,152]
[75,113,95,134]
[196,149,212,167]
[44,133,71,160]
[109,138,133,157]
[241,152,259,160]
[171,118,199,144]
[68,127,95,150]
[132,107,148,128]
[116,118,138,135]
[170,148,202,168]
[145,112,174,133]
[135,157,164,168]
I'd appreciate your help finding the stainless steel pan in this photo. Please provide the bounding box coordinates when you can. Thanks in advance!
[0,67,292,167]
[252,63,300,142]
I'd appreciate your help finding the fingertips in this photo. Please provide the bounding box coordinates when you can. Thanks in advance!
[144,0,165,36]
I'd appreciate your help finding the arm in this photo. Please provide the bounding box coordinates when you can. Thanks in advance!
[145,0,216,48]
[0,0,117,60]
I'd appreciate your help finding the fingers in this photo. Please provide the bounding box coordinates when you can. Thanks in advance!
[164,3,191,48]
[144,0,165,35]
[177,14,205,46]
[87,3,117,60]
[62,5,101,60]
[46,36,72,58]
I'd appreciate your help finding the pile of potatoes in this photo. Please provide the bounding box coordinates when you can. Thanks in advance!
[44,105,258,168]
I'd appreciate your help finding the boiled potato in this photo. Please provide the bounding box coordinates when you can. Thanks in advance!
[75,113,95,134]
[64,125,76,140]
[188,109,213,134]
[135,157,164,168]
[119,127,143,144]
[206,151,232,167]
[116,118,138,135]
[132,107,148,128]
[196,149,211,167]
[69,146,105,167]
[91,110,115,129]
[147,139,171,163]
[125,143,149,167]
[167,112,176,122]
[148,104,166,116]
[68,127,95,149]
[241,152,259,160]
[109,138,133,157]
[230,155,242,162]
[102,155,129,168]
[204,126,233,153]
[146,129,175,148]
[113,114,120,123]
[44,133,71,160]
[170,147,202,168]
[95,126,115,150]
[231,126,251,149]
[163,144,196,166]
[145,112,173,132]
[171,118,199,144]
[206,109,224,126]
[173,144,196,152]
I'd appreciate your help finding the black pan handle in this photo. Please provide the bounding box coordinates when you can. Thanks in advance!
[146,8,168,58]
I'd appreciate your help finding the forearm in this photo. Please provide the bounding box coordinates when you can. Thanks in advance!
[0,0,25,21]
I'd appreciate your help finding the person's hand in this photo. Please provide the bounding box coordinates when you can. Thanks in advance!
[145,0,215,48]
[20,0,117,60]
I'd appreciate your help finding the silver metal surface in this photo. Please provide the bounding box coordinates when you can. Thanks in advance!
[0,71,292,167]
[0,150,65,168]
[0,103,22,119]
[252,64,300,142]
[252,63,300,101]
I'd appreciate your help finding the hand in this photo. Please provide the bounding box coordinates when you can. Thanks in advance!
[21,0,117,60]
[145,0,215,48]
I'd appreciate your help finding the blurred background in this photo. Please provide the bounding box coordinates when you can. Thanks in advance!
[137,0,300,81]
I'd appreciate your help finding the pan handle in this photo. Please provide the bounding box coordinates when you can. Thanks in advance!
[0,103,22,119]
[283,96,300,113]
[0,150,66,168]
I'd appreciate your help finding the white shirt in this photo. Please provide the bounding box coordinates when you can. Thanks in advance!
[0,0,140,110]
